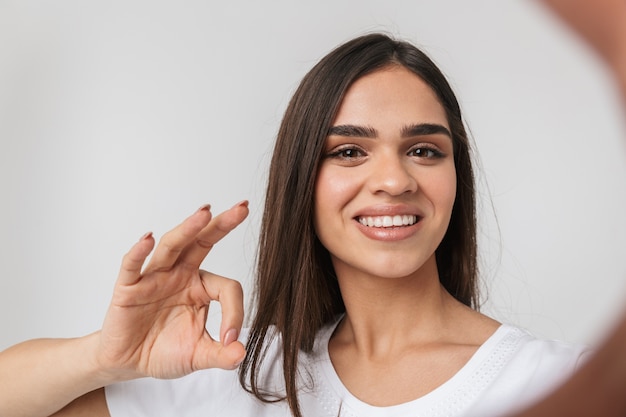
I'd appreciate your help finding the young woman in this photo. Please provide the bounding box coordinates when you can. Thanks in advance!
[0,33,593,417]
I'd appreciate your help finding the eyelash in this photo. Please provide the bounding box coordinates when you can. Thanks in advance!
[325,144,445,160]
[408,145,445,159]
[326,146,366,160]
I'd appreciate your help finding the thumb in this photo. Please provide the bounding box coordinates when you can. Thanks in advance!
[193,334,246,371]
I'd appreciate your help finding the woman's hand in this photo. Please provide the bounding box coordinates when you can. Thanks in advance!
[97,201,249,381]
[0,202,250,416]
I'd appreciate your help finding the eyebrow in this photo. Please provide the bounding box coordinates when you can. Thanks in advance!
[328,123,452,139]
[327,124,378,138]
[401,123,452,138]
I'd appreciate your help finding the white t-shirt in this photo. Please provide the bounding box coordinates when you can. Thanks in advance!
[105,319,588,417]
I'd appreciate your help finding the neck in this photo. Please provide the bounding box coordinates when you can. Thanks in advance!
[332,255,463,357]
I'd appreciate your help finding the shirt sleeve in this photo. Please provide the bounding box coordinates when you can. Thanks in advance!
[105,368,242,416]
[465,330,590,417]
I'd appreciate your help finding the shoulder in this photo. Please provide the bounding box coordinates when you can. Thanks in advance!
[461,323,589,397]
[499,324,590,371]
[464,324,590,416]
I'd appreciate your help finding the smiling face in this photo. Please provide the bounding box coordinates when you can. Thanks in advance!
[314,65,457,282]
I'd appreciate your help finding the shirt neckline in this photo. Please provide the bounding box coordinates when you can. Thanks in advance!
[312,316,519,416]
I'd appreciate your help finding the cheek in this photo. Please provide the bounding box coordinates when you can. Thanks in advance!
[443,173,458,210]
[315,167,358,207]
[424,166,457,214]
[313,166,360,231]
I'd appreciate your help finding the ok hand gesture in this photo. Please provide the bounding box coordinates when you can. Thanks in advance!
[97,201,249,381]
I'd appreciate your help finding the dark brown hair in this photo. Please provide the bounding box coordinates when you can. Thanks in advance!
[239,32,478,417]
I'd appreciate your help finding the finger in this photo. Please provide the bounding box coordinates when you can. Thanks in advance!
[194,333,246,371]
[145,205,213,272]
[193,271,246,371]
[181,200,249,267]
[198,270,245,347]
[117,232,156,286]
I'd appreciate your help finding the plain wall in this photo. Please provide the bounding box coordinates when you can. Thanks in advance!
[1,0,625,351]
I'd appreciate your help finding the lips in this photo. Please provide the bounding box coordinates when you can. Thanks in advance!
[357,214,419,228]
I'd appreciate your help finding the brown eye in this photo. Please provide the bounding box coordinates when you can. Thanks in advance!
[409,146,444,159]
[339,148,361,158]
[328,146,366,160]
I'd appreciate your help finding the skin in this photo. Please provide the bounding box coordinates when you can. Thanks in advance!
[0,66,499,415]
[0,203,249,417]
[540,0,626,99]
[508,1,626,416]
[1,1,625,415]
[510,314,626,417]
[318,65,499,406]
[315,65,457,282]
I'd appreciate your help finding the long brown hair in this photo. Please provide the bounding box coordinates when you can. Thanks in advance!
[239,33,478,417]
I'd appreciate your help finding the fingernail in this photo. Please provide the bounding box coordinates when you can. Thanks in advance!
[196,204,211,213]
[231,200,249,209]
[223,328,239,346]
[140,231,153,241]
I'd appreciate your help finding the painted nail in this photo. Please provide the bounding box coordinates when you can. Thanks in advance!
[223,328,239,346]
[231,200,249,209]
[196,204,211,213]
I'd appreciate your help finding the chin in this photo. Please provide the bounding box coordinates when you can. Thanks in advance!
[341,254,439,281]
[354,263,433,281]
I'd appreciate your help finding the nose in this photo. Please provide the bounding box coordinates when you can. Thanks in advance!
[367,153,418,196]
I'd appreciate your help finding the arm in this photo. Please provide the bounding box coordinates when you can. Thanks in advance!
[49,389,108,417]
[509,1,626,415]
[511,309,626,417]
[0,336,110,417]
[0,202,249,417]
[541,0,626,97]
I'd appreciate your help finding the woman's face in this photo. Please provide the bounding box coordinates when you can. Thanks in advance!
[314,65,456,281]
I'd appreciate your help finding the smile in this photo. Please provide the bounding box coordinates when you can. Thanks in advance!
[357,215,418,228]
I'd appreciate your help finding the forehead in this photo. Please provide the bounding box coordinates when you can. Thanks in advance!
[332,66,449,129]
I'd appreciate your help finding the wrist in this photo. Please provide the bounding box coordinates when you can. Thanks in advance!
[85,331,144,386]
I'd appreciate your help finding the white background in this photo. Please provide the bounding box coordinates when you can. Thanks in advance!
[1,0,625,351]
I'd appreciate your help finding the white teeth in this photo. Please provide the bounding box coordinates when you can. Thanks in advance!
[358,215,418,228]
